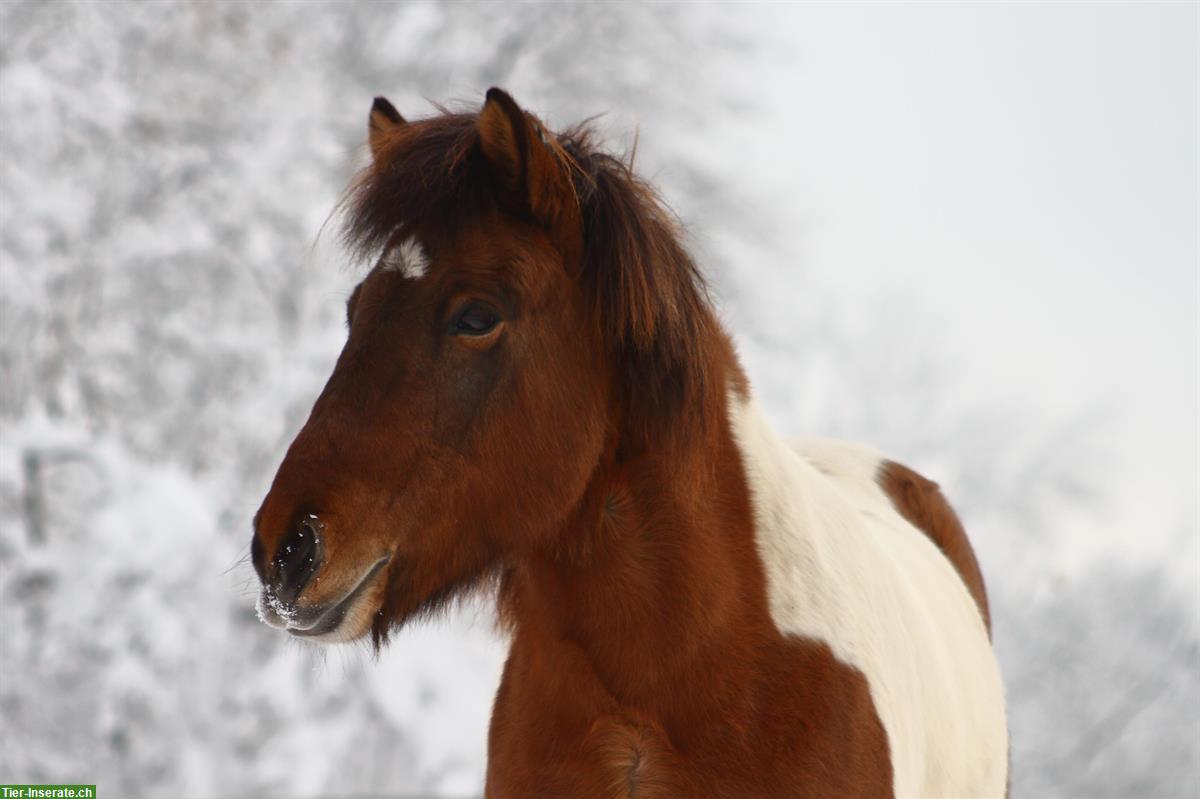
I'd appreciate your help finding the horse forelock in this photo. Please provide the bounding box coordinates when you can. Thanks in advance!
[341,111,486,264]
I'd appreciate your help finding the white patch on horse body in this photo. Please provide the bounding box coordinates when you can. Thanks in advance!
[382,237,430,279]
[728,390,1009,798]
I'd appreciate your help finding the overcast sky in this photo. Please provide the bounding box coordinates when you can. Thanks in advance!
[723,2,1197,578]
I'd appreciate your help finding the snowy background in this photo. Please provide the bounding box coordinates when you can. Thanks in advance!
[1,2,1196,797]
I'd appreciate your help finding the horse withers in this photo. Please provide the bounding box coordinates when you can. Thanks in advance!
[251,88,1008,798]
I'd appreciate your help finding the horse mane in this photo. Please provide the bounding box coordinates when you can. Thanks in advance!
[342,110,724,454]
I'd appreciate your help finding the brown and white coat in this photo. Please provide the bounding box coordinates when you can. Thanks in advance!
[251,88,1008,798]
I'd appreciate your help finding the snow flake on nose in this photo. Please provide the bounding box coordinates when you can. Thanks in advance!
[382,237,429,279]
[256,583,297,628]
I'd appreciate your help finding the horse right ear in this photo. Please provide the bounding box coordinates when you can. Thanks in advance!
[368,96,405,163]
[476,87,572,227]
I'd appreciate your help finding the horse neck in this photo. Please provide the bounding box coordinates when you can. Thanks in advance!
[504,364,778,724]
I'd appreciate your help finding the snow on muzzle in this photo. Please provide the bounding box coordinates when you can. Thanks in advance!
[254,513,390,638]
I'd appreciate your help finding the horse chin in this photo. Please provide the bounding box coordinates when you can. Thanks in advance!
[367,561,498,651]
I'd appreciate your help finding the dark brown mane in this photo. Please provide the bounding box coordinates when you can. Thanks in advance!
[343,110,723,454]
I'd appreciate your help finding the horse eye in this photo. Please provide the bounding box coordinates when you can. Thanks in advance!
[452,302,500,335]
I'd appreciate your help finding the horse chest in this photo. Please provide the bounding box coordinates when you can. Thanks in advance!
[485,634,895,798]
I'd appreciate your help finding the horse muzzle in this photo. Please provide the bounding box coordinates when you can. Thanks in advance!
[252,513,390,641]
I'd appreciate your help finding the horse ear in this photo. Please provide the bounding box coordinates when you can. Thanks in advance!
[368,96,405,162]
[476,87,570,225]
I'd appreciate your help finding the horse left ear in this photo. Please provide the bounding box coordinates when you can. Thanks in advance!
[477,87,571,226]
[368,96,405,163]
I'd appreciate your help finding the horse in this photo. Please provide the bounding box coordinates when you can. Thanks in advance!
[250,88,1009,798]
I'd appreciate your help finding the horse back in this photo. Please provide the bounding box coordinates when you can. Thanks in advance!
[786,437,991,634]
[876,459,990,634]
[774,434,1008,797]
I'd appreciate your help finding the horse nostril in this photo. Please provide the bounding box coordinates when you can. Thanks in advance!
[271,513,325,605]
